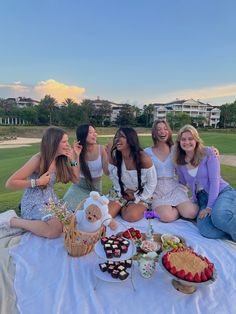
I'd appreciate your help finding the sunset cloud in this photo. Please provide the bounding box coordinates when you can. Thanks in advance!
[0,80,85,103]
[157,83,236,105]
[34,79,85,102]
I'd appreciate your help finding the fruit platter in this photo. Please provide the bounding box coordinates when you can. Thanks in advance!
[120,227,142,241]
[161,234,185,250]
[159,248,217,294]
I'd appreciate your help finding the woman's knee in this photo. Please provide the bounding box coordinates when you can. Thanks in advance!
[45,228,62,239]
[156,208,179,222]
[121,207,143,222]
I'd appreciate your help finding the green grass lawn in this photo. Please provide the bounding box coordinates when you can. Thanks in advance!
[1,132,236,214]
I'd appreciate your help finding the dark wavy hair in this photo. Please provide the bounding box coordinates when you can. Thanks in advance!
[76,123,95,190]
[39,126,74,183]
[111,127,144,197]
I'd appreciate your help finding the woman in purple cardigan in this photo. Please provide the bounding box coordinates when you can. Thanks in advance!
[174,125,236,241]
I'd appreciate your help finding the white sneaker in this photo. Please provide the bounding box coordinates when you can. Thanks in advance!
[0,210,18,228]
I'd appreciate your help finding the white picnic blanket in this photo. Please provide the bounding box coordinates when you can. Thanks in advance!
[10,218,236,314]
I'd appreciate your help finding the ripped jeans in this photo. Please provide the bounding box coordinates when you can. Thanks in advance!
[196,186,236,241]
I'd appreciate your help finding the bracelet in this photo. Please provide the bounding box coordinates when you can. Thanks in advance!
[31,179,37,188]
[70,160,78,167]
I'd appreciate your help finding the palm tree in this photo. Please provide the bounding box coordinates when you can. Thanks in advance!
[40,95,57,125]
[62,98,78,107]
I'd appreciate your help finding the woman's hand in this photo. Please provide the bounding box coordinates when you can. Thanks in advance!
[105,142,113,163]
[198,207,211,219]
[124,189,135,201]
[73,141,83,158]
[211,146,220,159]
[37,171,50,187]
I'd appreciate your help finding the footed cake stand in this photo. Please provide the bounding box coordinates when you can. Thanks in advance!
[159,251,217,294]
[94,238,136,291]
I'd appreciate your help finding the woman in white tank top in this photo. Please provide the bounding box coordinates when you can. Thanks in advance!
[63,124,109,211]
[144,120,198,222]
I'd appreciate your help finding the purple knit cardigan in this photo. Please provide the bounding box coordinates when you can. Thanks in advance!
[175,147,228,209]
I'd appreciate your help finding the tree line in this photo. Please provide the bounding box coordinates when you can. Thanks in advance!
[0,96,236,129]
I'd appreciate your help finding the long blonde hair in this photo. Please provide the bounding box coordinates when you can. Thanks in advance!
[174,125,205,166]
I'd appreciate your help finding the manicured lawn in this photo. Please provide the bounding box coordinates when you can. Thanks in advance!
[1,132,236,213]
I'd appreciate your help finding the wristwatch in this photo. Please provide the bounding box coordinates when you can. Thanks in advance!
[70,160,78,167]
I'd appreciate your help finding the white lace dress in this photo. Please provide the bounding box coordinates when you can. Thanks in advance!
[144,147,189,208]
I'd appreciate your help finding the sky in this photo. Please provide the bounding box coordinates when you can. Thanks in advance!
[0,0,236,107]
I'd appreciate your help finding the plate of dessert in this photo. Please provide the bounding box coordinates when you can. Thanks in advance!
[95,234,136,261]
[95,259,132,282]
[159,248,217,294]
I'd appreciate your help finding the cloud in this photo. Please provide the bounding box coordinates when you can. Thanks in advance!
[0,82,29,94]
[34,79,85,102]
[0,79,85,103]
[156,83,236,105]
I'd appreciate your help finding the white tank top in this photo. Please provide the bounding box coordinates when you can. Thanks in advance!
[80,145,103,178]
[187,166,203,192]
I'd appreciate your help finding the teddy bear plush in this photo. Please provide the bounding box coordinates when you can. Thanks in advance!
[76,191,117,233]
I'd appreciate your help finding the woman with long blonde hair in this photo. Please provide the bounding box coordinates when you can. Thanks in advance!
[174,124,236,241]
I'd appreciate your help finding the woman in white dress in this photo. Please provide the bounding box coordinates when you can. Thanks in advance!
[107,127,157,222]
[144,120,198,222]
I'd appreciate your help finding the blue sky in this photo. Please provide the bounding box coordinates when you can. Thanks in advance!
[0,0,236,107]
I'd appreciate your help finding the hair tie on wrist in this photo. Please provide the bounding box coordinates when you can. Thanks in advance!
[31,179,37,188]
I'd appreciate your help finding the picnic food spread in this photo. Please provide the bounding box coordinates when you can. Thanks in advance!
[162,248,214,283]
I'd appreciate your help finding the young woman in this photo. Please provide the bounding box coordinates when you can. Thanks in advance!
[107,127,157,222]
[63,124,109,211]
[144,120,198,222]
[1,126,81,238]
[174,124,236,241]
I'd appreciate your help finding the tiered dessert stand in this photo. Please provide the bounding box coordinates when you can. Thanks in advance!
[94,237,136,290]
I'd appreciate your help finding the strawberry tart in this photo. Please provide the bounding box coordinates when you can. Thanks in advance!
[162,248,214,283]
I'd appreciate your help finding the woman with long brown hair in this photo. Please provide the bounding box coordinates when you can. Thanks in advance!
[1,126,81,238]
[144,120,198,222]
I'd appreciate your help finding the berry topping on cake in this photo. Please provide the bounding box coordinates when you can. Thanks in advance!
[162,248,214,283]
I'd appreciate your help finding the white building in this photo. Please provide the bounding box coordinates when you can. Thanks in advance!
[16,97,39,107]
[91,97,123,123]
[153,99,220,128]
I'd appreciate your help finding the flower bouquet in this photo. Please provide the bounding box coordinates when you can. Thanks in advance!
[43,198,73,225]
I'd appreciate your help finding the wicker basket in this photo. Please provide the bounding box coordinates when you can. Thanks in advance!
[64,200,105,257]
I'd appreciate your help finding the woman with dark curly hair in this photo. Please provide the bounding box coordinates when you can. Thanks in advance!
[107,127,157,222]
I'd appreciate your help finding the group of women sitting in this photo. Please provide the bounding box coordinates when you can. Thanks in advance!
[1,121,236,243]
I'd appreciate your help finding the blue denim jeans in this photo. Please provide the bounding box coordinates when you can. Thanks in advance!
[196,186,236,241]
